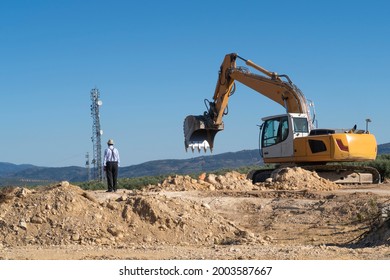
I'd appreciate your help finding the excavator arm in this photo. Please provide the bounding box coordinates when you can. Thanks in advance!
[184,53,314,151]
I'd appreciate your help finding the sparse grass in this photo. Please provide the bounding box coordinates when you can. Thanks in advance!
[354,198,380,223]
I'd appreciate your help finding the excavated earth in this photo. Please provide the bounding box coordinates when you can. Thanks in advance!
[1,167,390,260]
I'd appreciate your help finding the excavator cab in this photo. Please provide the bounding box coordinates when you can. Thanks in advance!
[261,115,290,148]
[260,113,309,161]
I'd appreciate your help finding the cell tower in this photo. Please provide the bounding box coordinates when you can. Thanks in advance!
[90,88,103,181]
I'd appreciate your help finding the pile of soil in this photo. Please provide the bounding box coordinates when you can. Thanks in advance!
[0,181,262,248]
[152,168,339,192]
[269,167,339,191]
[151,171,254,192]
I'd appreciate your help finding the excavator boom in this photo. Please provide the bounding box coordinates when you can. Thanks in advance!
[184,53,313,151]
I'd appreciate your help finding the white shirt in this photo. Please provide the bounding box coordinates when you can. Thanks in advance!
[103,145,120,166]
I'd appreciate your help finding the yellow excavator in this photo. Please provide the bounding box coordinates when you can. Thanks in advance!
[184,53,380,184]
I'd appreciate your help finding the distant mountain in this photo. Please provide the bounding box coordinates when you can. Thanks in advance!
[378,143,390,154]
[1,143,389,186]
[10,166,87,182]
[0,162,35,177]
[120,149,262,178]
[0,164,87,186]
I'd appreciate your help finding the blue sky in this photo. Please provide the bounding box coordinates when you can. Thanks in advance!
[1,0,389,167]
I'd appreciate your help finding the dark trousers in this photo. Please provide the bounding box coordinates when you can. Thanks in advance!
[106,161,119,191]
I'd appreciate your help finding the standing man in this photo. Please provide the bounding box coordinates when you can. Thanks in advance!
[103,139,120,192]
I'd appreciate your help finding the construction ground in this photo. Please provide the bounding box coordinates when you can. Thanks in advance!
[1,167,390,260]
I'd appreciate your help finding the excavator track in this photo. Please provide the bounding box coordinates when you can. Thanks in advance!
[302,164,381,184]
[250,165,381,185]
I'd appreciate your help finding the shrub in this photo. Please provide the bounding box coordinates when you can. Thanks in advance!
[367,155,390,180]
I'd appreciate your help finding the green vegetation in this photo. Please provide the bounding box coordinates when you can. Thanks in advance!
[367,154,390,180]
[78,174,173,191]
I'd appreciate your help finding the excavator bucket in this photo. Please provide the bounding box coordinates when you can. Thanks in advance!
[183,115,224,152]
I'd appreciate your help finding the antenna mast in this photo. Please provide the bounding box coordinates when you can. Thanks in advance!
[90,88,103,181]
[85,152,91,181]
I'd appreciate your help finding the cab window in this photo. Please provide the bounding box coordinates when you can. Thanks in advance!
[293,117,308,133]
[262,116,289,147]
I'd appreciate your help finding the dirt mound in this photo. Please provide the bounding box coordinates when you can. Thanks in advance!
[152,171,254,192]
[0,182,262,248]
[151,168,339,192]
[268,167,339,191]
